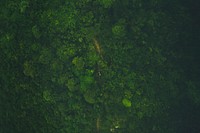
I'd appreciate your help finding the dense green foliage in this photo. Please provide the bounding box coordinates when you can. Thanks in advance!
[1,0,200,133]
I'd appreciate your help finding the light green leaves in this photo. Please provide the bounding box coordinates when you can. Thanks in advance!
[124,90,132,99]
[80,75,94,92]
[81,11,94,26]
[57,45,76,61]
[50,60,63,72]
[72,57,85,70]
[122,98,132,107]
[53,7,77,30]
[67,79,77,92]
[23,61,35,78]
[112,25,125,38]
[43,90,53,102]
[98,0,115,8]
[57,74,68,85]
[39,48,52,64]
[84,89,96,104]
[112,19,126,38]
[32,25,41,39]
[122,90,132,108]
[187,81,200,105]
[19,1,29,13]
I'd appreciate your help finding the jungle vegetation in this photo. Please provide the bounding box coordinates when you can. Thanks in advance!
[0,0,200,133]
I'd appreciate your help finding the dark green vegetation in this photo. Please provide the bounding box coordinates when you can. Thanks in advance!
[1,0,200,133]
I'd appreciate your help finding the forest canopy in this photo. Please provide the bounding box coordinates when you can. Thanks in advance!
[0,0,200,133]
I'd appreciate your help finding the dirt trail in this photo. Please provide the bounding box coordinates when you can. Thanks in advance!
[93,38,102,55]
[93,38,102,132]
[93,38,104,61]
[96,117,100,132]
